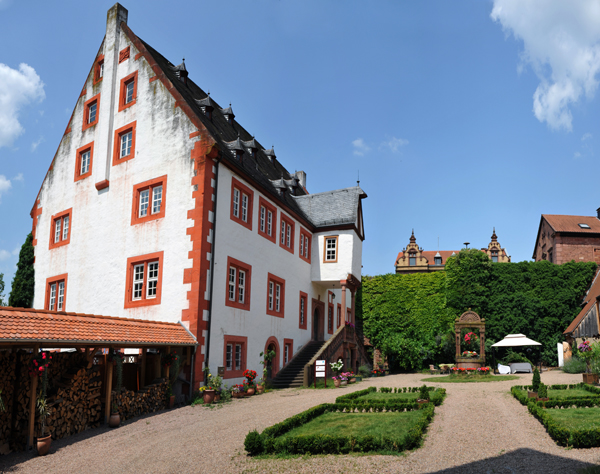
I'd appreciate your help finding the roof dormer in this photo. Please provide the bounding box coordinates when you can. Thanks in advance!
[172,59,188,85]
[225,135,245,162]
[221,104,235,125]
[242,137,259,158]
[264,146,276,163]
[196,93,215,120]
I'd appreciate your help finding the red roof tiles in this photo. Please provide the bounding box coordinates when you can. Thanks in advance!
[564,270,600,335]
[0,307,197,347]
[543,215,600,234]
[396,250,458,265]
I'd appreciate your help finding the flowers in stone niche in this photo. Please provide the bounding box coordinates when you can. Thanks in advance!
[462,351,478,358]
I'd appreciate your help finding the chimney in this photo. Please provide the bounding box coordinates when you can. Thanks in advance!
[294,171,306,190]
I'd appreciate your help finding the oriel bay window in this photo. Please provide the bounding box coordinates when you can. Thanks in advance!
[258,197,277,243]
[280,214,295,254]
[49,208,72,249]
[131,176,167,225]
[230,177,253,230]
[223,335,247,378]
[266,273,285,318]
[112,121,136,165]
[45,274,68,311]
[124,251,163,308]
[225,257,252,311]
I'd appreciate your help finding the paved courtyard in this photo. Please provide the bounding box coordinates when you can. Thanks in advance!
[1,371,600,473]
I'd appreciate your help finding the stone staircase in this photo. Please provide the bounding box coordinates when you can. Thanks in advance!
[270,341,324,389]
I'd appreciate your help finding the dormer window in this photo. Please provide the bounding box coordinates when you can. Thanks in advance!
[579,223,591,229]
[491,250,498,263]
[409,253,416,266]
[434,256,442,265]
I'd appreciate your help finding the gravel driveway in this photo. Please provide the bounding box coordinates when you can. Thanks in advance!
[1,371,599,473]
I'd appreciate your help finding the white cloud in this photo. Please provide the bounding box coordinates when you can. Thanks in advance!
[574,151,582,158]
[352,138,370,156]
[0,175,11,203]
[0,63,45,148]
[30,136,44,152]
[491,0,600,131]
[582,132,593,141]
[12,173,23,182]
[380,137,409,153]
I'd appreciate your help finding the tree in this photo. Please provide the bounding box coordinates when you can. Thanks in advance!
[9,233,35,308]
[0,273,6,306]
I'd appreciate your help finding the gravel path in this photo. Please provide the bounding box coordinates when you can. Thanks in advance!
[2,371,600,473]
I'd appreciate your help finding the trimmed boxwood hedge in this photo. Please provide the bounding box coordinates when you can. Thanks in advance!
[245,399,439,455]
[335,386,446,406]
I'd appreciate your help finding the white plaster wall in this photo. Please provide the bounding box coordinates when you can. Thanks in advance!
[33,28,195,323]
[207,167,354,385]
[311,230,361,283]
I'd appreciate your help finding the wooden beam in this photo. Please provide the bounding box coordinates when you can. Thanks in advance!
[104,355,113,424]
[27,344,40,450]
[140,348,147,388]
[164,346,171,381]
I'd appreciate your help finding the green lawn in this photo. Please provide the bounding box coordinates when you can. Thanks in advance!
[358,391,419,401]
[546,407,600,430]
[281,411,421,439]
[547,388,596,399]
[421,375,519,383]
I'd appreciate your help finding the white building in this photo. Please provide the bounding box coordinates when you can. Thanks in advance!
[30,3,367,391]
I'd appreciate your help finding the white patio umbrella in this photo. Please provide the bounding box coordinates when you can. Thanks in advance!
[492,334,542,347]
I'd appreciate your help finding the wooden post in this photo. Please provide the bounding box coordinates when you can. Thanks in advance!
[164,346,171,381]
[341,283,347,322]
[27,344,40,450]
[104,356,113,424]
[140,348,147,388]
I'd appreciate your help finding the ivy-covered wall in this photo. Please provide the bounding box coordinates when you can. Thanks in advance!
[358,250,597,370]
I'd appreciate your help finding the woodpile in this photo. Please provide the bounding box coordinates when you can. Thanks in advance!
[0,351,32,454]
[113,379,168,421]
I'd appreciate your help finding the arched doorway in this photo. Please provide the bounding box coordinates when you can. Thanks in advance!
[264,337,280,380]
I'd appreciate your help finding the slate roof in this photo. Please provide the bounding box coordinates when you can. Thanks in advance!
[293,186,367,227]
[0,307,197,347]
[543,215,600,234]
[395,250,457,265]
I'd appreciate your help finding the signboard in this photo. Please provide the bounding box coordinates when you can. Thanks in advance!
[314,360,326,387]
[316,360,325,366]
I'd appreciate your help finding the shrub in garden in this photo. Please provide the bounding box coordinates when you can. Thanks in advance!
[563,356,587,374]
[537,383,548,399]
[532,368,541,392]
[418,385,429,401]
[245,430,264,455]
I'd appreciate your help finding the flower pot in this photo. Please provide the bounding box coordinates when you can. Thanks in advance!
[256,384,264,394]
[349,378,356,384]
[354,376,362,382]
[36,434,52,456]
[334,379,341,388]
[202,389,216,404]
[168,395,175,408]
[340,380,348,387]
[232,391,242,398]
[246,388,255,396]
[537,397,549,402]
[109,412,120,428]
[583,373,599,384]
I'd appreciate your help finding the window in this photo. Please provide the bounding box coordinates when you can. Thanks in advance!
[337,303,342,328]
[82,94,100,131]
[49,208,72,249]
[119,71,138,112]
[283,339,293,366]
[225,257,252,311]
[266,273,285,318]
[131,176,167,225]
[409,253,416,266]
[434,256,442,265]
[548,248,553,264]
[74,142,94,182]
[323,236,338,263]
[328,303,334,335]
[230,177,253,230]
[94,55,104,84]
[112,121,136,165]
[491,251,498,263]
[223,335,247,379]
[124,251,163,308]
[579,223,591,229]
[45,274,67,311]
[258,197,277,243]
[299,291,308,329]
[280,214,295,254]
[299,228,311,263]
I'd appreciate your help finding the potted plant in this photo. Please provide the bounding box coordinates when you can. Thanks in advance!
[231,384,244,398]
[208,373,222,402]
[579,341,599,384]
[417,385,430,404]
[340,372,352,386]
[36,397,53,455]
[29,351,53,455]
[258,350,275,392]
[331,375,341,388]
[528,367,540,398]
[109,401,121,428]
[243,369,257,395]
[330,358,343,385]
[347,371,356,383]
[537,383,549,402]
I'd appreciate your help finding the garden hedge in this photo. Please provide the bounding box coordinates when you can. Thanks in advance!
[245,399,438,455]
[335,386,444,405]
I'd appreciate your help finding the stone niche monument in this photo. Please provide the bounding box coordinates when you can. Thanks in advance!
[455,310,485,369]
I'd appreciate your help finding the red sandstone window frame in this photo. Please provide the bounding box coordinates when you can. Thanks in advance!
[323,235,338,263]
[131,175,167,225]
[258,196,277,243]
[45,274,68,312]
[283,338,293,366]
[93,55,104,85]
[74,142,94,182]
[118,71,138,112]
[82,94,100,131]
[337,303,342,329]
[266,273,285,318]
[280,213,295,254]
[124,251,163,309]
[49,208,72,250]
[299,228,311,263]
[223,335,247,379]
[225,256,252,311]
[112,121,137,166]
[327,291,334,335]
[299,291,308,330]
[230,177,254,231]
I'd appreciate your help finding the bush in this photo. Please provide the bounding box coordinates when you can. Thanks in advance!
[358,365,371,378]
[563,356,587,374]
[502,351,533,366]
[418,384,429,401]
[537,383,547,398]
[244,430,264,455]
[532,368,541,392]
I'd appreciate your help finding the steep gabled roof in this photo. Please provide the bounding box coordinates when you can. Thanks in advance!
[564,269,600,337]
[293,186,367,228]
[543,215,600,234]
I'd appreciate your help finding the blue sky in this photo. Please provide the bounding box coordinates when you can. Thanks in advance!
[2,0,600,295]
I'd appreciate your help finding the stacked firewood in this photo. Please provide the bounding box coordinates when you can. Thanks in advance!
[113,380,168,421]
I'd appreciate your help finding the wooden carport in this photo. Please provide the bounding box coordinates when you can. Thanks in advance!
[0,307,197,450]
